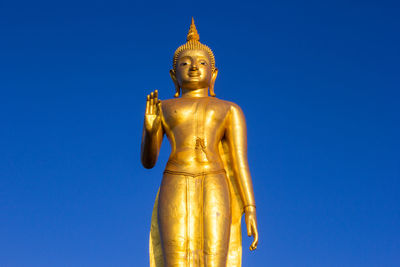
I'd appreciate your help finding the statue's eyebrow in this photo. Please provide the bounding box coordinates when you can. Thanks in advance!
[178,56,191,61]
[178,55,210,65]
[197,56,209,61]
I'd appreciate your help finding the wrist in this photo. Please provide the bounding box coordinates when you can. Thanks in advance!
[244,205,256,213]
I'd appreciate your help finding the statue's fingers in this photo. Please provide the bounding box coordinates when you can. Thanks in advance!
[154,91,158,109]
[150,92,154,114]
[252,220,258,236]
[146,95,150,114]
[154,90,158,102]
[250,222,259,250]
[250,237,258,251]
[253,222,259,241]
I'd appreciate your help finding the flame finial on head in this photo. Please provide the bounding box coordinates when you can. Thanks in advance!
[187,17,200,42]
[173,18,215,71]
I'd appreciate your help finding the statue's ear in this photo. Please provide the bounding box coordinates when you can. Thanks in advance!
[170,69,180,98]
[209,68,218,97]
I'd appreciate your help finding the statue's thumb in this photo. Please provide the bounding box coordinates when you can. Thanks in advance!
[247,224,252,236]
[156,101,161,112]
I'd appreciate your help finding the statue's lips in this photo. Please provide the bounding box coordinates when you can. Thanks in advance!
[188,71,201,77]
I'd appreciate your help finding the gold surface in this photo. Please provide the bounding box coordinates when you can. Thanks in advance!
[142,18,258,267]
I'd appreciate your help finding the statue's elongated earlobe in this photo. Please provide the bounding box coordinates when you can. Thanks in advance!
[209,68,218,97]
[174,88,180,98]
[170,69,180,97]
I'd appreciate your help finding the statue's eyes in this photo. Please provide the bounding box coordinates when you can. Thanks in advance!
[200,61,207,65]
[180,62,188,66]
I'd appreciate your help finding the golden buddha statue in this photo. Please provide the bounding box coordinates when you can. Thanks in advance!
[141,18,258,267]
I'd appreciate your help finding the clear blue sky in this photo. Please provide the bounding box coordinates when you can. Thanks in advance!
[1,0,399,266]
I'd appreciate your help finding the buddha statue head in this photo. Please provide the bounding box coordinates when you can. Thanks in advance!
[170,18,218,97]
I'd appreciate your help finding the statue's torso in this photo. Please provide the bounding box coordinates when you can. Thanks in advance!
[161,96,232,173]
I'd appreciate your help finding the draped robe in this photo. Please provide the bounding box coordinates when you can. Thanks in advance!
[149,139,244,267]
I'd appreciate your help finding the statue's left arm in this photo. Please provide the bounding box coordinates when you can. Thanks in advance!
[225,103,259,251]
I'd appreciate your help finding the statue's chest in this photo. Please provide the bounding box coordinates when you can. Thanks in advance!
[162,100,226,132]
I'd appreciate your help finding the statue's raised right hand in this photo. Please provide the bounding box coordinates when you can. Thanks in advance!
[144,90,161,133]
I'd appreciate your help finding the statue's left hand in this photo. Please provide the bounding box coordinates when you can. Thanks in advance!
[244,206,259,251]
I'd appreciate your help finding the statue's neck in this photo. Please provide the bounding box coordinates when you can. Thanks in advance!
[181,87,208,98]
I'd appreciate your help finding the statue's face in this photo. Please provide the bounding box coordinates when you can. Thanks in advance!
[175,49,213,90]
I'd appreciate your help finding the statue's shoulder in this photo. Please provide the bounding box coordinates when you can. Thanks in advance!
[160,97,179,107]
[212,98,242,111]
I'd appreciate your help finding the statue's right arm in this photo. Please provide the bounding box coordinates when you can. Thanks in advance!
[141,90,163,169]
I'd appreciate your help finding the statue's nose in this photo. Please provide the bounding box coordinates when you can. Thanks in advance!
[190,64,198,71]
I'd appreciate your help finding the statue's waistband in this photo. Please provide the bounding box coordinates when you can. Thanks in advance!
[163,169,226,177]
